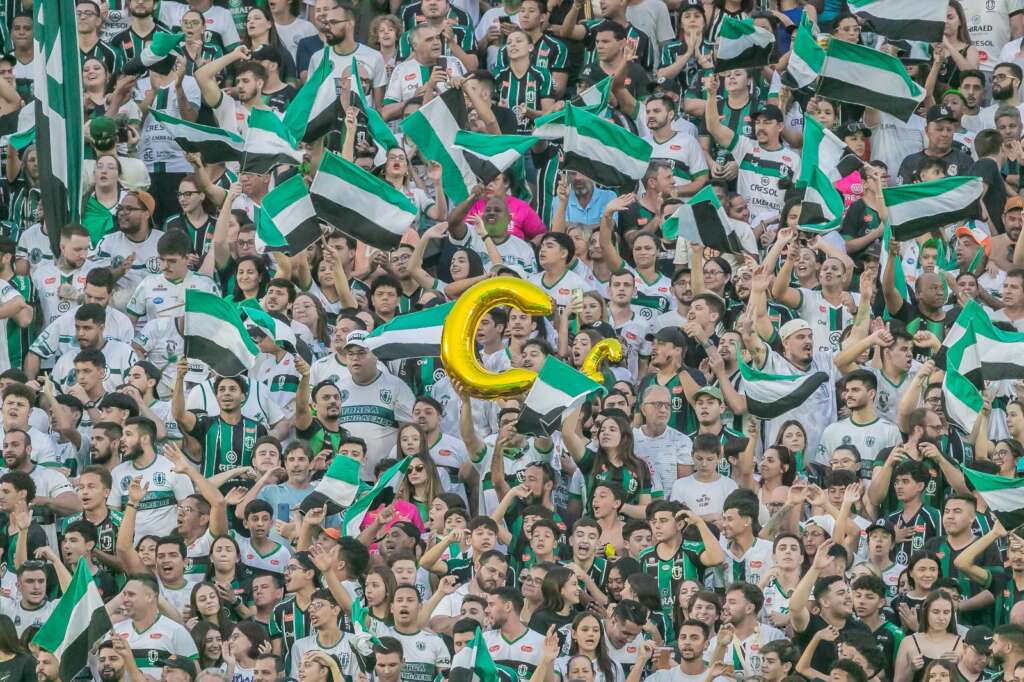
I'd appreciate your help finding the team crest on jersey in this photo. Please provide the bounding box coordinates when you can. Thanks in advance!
[121,475,133,490]
[672,565,683,580]
[185,558,194,571]
[148,651,161,664]
[29,248,42,265]
[243,434,256,450]
[433,368,447,382]
[416,641,425,651]
[866,436,875,447]
[147,257,161,273]
[380,389,393,404]
[154,472,166,485]
[340,390,349,402]
[518,665,530,679]
[225,450,238,464]
[58,300,71,313]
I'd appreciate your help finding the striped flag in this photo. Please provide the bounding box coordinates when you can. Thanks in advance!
[364,302,452,360]
[348,599,383,673]
[848,0,946,43]
[254,174,321,256]
[783,14,824,90]
[283,48,340,144]
[879,225,909,321]
[151,110,244,164]
[242,304,298,351]
[184,289,260,376]
[517,356,605,437]
[534,77,610,139]
[34,0,84,257]
[796,115,846,232]
[883,176,984,241]
[663,185,744,253]
[310,151,417,250]
[352,56,398,153]
[304,455,363,514]
[963,467,1024,530]
[31,558,112,682]
[817,38,925,122]
[137,32,184,67]
[242,109,303,174]
[715,16,775,72]
[562,104,652,193]
[453,131,538,184]
[939,301,984,431]
[0,102,35,151]
[450,629,501,682]
[737,355,830,419]
[343,456,413,535]
[401,88,475,204]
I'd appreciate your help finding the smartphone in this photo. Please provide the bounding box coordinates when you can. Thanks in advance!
[571,287,584,308]
[437,55,448,71]
[499,15,512,24]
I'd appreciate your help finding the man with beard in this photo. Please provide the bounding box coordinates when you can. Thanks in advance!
[52,305,137,394]
[173,357,268,478]
[305,0,386,105]
[483,588,545,682]
[991,625,1024,682]
[194,48,269,136]
[817,370,902,469]
[707,584,786,677]
[899,106,975,184]
[30,223,92,331]
[59,465,122,571]
[87,422,122,472]
[96,640,128,682]
[92,190,164,309]
[1,428,80,549]
[837,325,917,424]
[428,548,508,634]
[122,361,182,444]
[110,0,168,62]
[964,63,1024,132]
[445,186,538,276]
[988,198,1024,272]
[111,572,198,677]
[238,442,314,541]
[107,416,193,541]
[32,647,59,682]
[385,585,451,682]
[644,95,708,196]
[639,619,719,682]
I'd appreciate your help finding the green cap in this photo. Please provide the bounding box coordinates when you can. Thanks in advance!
[693,385,723,402]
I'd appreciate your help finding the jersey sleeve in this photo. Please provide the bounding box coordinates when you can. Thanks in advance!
[384,66,404,104]
[170,470,196,500]
[126,281,147,318]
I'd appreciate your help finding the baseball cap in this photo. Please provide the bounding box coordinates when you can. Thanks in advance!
[752,104,784,122]
[966,626,994,655]
[162,656,197,681]
[865,520,895,539]
[88,116,118,150]
[942,88,968,105]
[839,120,871,138]
[321,527,342,540]
[679,0,702,10]
[926,104,956,124]
[955,225,992,255]
[1005,196,1024,213]
[577,63,605,86]
[802,515,835,538]
[127,189,156,216]
[779,319,812,341]
[862,240,882,262]
[653,327,687,349]
[252,44,283,67]
[344,330,371,350]
[693,385,723,403]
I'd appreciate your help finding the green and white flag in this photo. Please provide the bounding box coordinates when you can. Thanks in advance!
[883,176,983,241]
[847,0,946,43]
[796,115,846,232]
[352,56,398,155]
[34,0,84,257]
[715,16,775,72]
[348,599,382,673]
[0,102,35,150]
[343,456,413,536]
[365,302,453,361]
[401,88,475,204]
[184,289,260,376]
[32,558,113,682]
[82,195,116,247]
[962,467,1024,530]
[517,356,605,437]
[307,455,362,512]
[817,38,925,121]
[283,49,340,143]
[254,174,321,256]
[878,225,909,321]
[138,32,184,67]
[310,151,417,250]
[563,104,652,193]
[737,356,830,419]
[453,131,538,184]
[242,108,303,174]
[783,14,825,90]
[939,301,984,431]
[151,110,245,164]
[663,185,743,253]
[534,77,610,139]
[449,628,500,682]
[242,304,298,351]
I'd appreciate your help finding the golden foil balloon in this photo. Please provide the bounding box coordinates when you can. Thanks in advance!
[440,277,553,399]
[581,338,623,382]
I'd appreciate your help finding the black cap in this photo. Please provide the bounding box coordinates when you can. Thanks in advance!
[252,43,283,67]
[840,120,871,138]
[577,63,605,86]
[752,104,784,122]
[679,0,702,10]
[653,327,687,349]
[648,76,682,97]
[966,626,994,655]
[865,520,895,538]
[926,104,956,124]
[587,321,617,340]
[862,240,882,261]
[162,656,197,681]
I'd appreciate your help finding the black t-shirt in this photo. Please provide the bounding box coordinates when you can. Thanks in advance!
[0,653,38,682]
[265,85,298,115]
[0,520,46,571]
[528,608,576,655]
[898,148,975,185]
[794,614,871,674]
[970,157,1008,234]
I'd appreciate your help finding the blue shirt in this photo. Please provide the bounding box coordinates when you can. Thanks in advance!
[552,187,618,226]
[296,35,325,75]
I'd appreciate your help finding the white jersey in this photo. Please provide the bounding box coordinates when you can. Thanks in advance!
[274,17,319,62]
[384,57,464,105]
[15,224,53,267]
[0,278,25,373]
[869,367,914,424]
[108,455,194,542]
[760,577,792,625]
[30,304,135,362]
[133,317,187,399]
[795,288,859,355]
[450,231,537,275]
[669,474,738,517]
[0,597,54,635]
[30,261,93,330]
[290,632,358,681]
[337,370,416,479]
[310,352,351,387]
[236,534,291,574]
[961,0,1024,69]
[482,628,547,682]
[815,416,903,467]
[307,43,389,90]
[252,351,302,418]
[714,536,774,588]
[137,79,203,173]
[25,464,75,550]
[647,130,709,185]
[91,229,166,310]
[432,375,499,442]
[632,426,693,494]
[111,615,199,678]
[159,580,192,616]
[705,625,786,676]
[150,400,183,444]
[613,310,653,379]
[727,136,799,221]
[52,339,137,393]
[186,379,286,426]
[378,628,450,682]
[126,272,220,323]
[528,270,593,316]
[626,266,673,313]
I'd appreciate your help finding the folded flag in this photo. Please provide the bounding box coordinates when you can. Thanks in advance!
[401,88,475,204]
[304,455,362,514]
[878,225,909,321]
[184,289,260,376]
[453,131,538,184]
[342,456,413,535]
[847,0,946,43]
[310,151,417,250]
[352,56,398,154]
[782,13,824,90]
[242,108,303,174]
[122,31,184,75]
[31,558,113,682]
[517,356,605,437]
[284,48,340,144]
[562,104,652,193]
[348,599,382,673]
[796,115,846,233]
[663,185,744,253]
[254,174,321,256]
[0,101,34,150]
[737,355,830,419]
[82,195,116,247]
[151,110,245,164]
[884,176,984,241]
[365,302,453,361]
[715,16,775,72]
[242,304,298,352]
[450,628,505,682]
[963,467,1024,530]
[816,38,925,122]
[939,300,984,431]
[534,77,610,139]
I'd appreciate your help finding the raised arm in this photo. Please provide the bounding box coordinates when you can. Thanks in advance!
[702,73,735,150]
[172,356,198,435]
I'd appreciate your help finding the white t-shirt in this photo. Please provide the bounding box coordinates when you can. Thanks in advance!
[961,0,1024,69]
[815,416,903,467]
[91,229,166,310]
[869,112,926,183]
[795,288,859,356]
[0,278,25,373]
[275,17,319,62]
[52,339,138,393]
[0,597,55,636]
[111,615,199,678]
[336,370,416,479]
[30,261,92,330]
[127,272,220,323]
[307,43,389,90]
[632,426,693,493]
[108,456,194,541]
[715,536,774,588]
[669,474,738,517]
[31,305,135,362]
[647,130,709,185]
[186,378,286,426]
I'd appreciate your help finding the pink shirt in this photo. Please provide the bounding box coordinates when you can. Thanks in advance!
[361,499,427,552]
[466,196,547,240]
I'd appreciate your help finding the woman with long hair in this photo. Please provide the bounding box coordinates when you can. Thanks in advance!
[759,532,803,629]
[0,615,33,682]
[935,1,979,90]
[756,445,796,510]
[919,659,958,682]
[377,150,446,221]
[555,613,621,682]
[621,574,665,643]
[292,293,331,359]
[363,566,398,633]
[82,57,111,117]
[892,553,942,631]
[82,154,123,244]
[707,0,753,41]
[406,220,497,299]
[230,255,270,303]
[671,580,704,629]
[685,590,722,632]
[204,535,252,618]
[181,9,223,74]
[893,591,962,682]
[191,620,225,671]
[224,622,271,682]
[396,451,446,525]
[975,400,1024,468]
[528,566,582,650]
[243,7,296,81]
[163,174,216,269]
[774,420,809,475]
[368,15,401,78]
[562,412,653,519]
[189,582,236,634]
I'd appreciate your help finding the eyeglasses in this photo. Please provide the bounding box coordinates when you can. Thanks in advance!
[644,401,670,410]
[177,190,200,198]
[409,464,425,473]
[76,9,99,17]
[237,239,256,248]
[177,505,196,513]
[182,19,202,26]
[520,576,541,584]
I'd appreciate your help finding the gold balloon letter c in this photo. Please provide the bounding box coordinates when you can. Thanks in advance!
[580,338,623,383]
